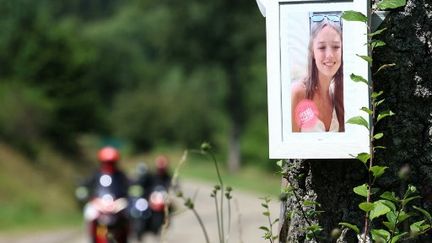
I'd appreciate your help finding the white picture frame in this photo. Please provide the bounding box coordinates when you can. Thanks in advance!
[264,0,370,159]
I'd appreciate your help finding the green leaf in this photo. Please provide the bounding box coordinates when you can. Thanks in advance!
[259,226,270,232]
[368,27,388,37]
[370,201,391,220]
[306,224,323,232]
[377,110,395,122]
[356,152,371,164]
[398,211,411,223]
[402,196,421,207]
[377,0,406,10]
[381,191,399,202]
[387,211,397,225]
[373,133,384,140]
[359,202,374,212]
[381,200,396,211]
[370,40,386,49]
[350,73,368,84]
[371,229,390,242]
[413,206,432,222]
[263,211,270,216]
[375,63,396,73]
[374,146,387,150]
[410,220,426,234]
[276,160,283,168]
[342,10,368,22]
[383,221,395,232]
[375,99,385,107]
[371,91,384,99]
[354,184,369,197]
[261,203,268,208]
[390,232,408,243]
[303,200,320,207]
[339,222,360,234]
[370,165,388,178]
[356,54,373,63]
[361,107,373,115]
[347,116,369,130]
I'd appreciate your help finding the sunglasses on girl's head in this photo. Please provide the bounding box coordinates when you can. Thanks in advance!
[310,14,341,23]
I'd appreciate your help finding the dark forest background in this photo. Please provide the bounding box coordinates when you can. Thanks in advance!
[0,0,269,171]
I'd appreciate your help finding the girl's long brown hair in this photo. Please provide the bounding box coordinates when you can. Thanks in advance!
[303,20,345,132]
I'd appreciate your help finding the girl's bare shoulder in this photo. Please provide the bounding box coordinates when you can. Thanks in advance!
[291,81,306,100]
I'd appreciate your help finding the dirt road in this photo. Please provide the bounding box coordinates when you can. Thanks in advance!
[0,179,279,243]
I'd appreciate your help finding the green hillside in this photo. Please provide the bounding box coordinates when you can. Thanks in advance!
[0,142,280,232]
[0,143,82,231]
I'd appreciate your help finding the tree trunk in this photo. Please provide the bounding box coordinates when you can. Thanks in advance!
[228,121,241,173]
[279,1,432,242]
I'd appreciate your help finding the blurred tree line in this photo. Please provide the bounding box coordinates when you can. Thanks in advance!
[0,0,270,170]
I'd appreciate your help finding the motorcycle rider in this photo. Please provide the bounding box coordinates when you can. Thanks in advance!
[153,155,172,189]
[81,146,130,243]
[84,146,129,200]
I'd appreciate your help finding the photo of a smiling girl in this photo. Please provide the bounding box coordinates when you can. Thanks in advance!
[291,12,344,133]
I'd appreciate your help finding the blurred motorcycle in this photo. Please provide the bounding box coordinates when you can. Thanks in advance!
[84,185,129,243]
[148,184,169,234]
[128,184,152,241]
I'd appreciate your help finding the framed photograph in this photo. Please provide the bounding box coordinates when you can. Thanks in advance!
[265,0,370,158]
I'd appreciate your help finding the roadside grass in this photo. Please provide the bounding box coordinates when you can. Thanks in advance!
[124,147,281,197]
[0,142,280,233]
[0,143,82,232]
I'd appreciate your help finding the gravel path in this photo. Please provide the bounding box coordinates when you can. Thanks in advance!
[0,179,280,243]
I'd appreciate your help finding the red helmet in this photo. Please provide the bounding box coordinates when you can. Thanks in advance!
[155,155,168,170]
[98,146,120,163]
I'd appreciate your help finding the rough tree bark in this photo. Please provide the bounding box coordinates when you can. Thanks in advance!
[279,1,432,242]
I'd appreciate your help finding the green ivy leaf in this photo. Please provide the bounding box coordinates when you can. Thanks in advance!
[276,160,283,168]
[375,63,396,74]
[356,54,373,63]
[347,116,369,130]
[373,133,384,140]
[377,110,395,122]
[387,211,397,225]
[374,146,387,150]
[350,73,368,84]
[370,40,386,49]
[410,220,426,235]
[413,206,432,222]
[368,27,388,37]
[390,232,408,243]
[370,165,388,178]
[356,152,371,164]
[371,229,390,242]
[381,200,396,212]
[371,91,384,99]
[354,184,369,197]
[383,221,395,232]
[380,191,399,202]
[303,200,320,207]
[339,222,360,234]
[370,200,391,220]
[361,107,373,115]
[306,224,323,232]
[259,226,270,232]
[359,202,375,212]
[342,10,368,22]
[375,98,385,107]
[398,210,411,223]
[402,196,421,207]
[377,0,406,10]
